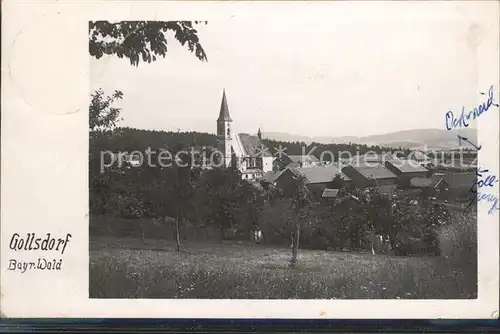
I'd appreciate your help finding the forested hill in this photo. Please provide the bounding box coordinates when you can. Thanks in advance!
[260,139,410,160]
[92,127,219,152]
[93,127,411,160]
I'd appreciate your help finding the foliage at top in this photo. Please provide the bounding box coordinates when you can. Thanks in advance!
[89,21,208,66]
[89,89,124,133]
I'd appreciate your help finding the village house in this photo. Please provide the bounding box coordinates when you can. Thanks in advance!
[384,159,430,187]
[273,154,320,171]
[216,90,273,180]
[273,165,351,199]
[431,171,477,202]
[259,170,285,190]
[341,163,398,195]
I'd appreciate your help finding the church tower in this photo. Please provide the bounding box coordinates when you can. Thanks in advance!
[216,89,233,167]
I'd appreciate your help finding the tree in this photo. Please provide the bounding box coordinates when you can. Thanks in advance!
[198,168,242,243]
[139,160,178,244]
[290,175,312,268]
[89,89,127,219]
[89,89,124,133]
[334,185,393,254]
[238,182,266,243]
[171,137,195,251]
[89,21,207,66]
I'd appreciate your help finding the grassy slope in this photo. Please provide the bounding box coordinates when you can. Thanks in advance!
[89,236,475,299]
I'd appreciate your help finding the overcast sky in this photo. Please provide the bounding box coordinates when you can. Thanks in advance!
[90,2,497,138]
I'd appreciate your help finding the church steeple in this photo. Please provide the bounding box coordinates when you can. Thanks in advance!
[216,89,233,168]
[217,89,233,122]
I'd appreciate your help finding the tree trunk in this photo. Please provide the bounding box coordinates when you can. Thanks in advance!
[371,231,376,255]
[140,221,145,244]
[290,221,300,268]
[175,211,181,252]
[370,225,376,255]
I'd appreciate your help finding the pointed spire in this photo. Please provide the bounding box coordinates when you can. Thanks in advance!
[257,127,262,140]
[217,89,233,122]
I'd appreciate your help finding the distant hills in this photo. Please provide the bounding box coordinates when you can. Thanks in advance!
[262,128,478,151]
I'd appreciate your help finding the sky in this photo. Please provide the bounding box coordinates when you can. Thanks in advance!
[90,2,497,138]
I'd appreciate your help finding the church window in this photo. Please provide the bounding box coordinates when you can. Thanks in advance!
[227,127,231,136]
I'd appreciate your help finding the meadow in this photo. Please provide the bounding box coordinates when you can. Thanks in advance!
[89,225,477,299]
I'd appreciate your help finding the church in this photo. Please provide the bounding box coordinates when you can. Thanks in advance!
[216,90,274,180]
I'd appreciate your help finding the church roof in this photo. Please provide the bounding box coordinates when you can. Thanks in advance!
[217,89,233,122]
[237,133,273,157]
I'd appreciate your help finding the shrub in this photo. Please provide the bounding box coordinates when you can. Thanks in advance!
[438,211,477,269]
[437,211,477,296]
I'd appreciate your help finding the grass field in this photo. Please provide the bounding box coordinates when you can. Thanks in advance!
[89,236,476,299]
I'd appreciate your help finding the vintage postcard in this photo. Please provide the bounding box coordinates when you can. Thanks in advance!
[1,0,499,319]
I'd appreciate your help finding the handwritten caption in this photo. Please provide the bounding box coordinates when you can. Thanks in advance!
[445,85,498,130]
[7,233,72,273]
[468,168,500,215]
[444,85,499,215]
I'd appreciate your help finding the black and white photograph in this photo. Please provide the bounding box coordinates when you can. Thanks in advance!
[2,0,499,318]
[88,8,497,300]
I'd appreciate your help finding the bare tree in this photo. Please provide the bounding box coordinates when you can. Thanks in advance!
[290,175,312,268]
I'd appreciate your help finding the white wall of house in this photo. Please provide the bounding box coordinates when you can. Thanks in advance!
[262,156,273,173]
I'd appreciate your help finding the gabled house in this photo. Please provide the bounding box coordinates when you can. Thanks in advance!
[384,159,430,186]
[431,172,477,202]
[432,172,477,191]
[341,163,398,189]
[259,170,284,189]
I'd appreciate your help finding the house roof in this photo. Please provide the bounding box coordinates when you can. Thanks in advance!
[386,159,429,173]
[236,133,273,157]
[433,172,477,189]
[352,152,398,163]
[286,154,320,164]
[343,164,397,180]
[261,170,283,184]
[322,188,339,198]
[289,166,350,184]
[410,177,433,188]
[410,151,429,160]
[217,89,232,122]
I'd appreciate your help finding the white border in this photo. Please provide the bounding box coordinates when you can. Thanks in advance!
[1,0,499,319]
